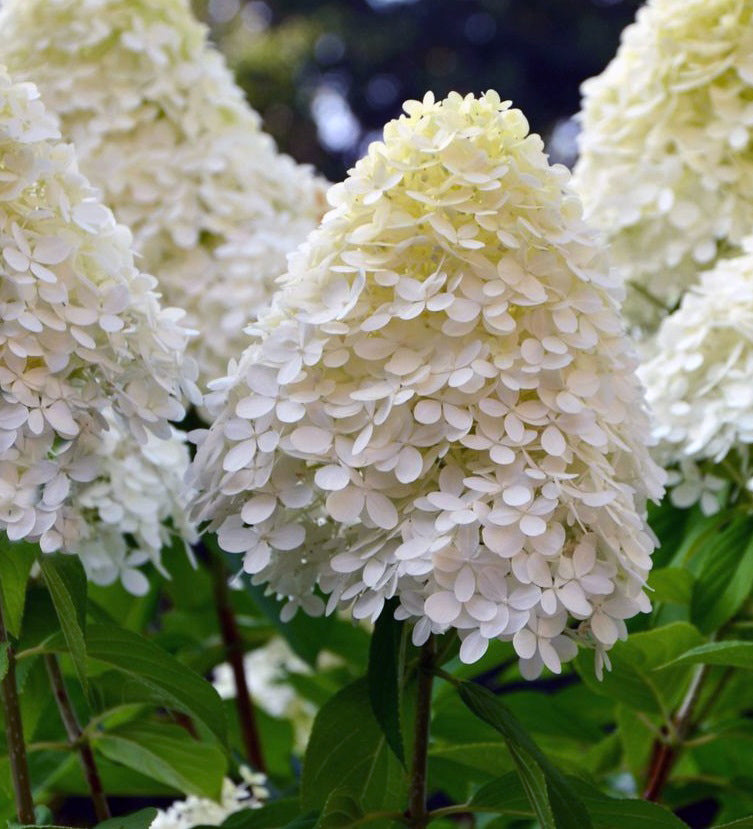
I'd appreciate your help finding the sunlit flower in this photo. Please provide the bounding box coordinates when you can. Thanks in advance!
[150,769,267,829]
[640,242,753,512]
[0,68,195,572]
[573,0,753,328]
[191,91,664,678]
[0,0,328,388]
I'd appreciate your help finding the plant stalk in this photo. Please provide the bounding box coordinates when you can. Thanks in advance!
[207,545,266,772]
[44,654,110,822]
[643,663,710,802]
[407,636,435,828]
[0,595,36,825]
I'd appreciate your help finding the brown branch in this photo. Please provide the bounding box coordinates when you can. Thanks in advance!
[407,636,435,828]
[207,545,266,772]
[44,654,110,822]
[0,595,36,825]
[643,664,710,802]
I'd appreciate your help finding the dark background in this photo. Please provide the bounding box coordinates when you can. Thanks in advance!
[193,0,642,182]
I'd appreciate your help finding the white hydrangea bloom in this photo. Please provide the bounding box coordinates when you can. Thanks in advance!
[191,91,664,679]
[150,770,267,829]
[0,0,327,388]
[640,242,753,513]
[0,68,196,570]
[573,0,753,327]
[72,411,197,594]
[212,636,316,751]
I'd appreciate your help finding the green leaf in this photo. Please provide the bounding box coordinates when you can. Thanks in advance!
[648,568,694,605]
[93,722,226,799]
[301,678,406,813]
[465,772,688,827]
[316,791,363,828]
[216,799,301,828]
[575,622,704,715]
[662,640,753,670]
[46,624,226,744]
[691,515,753,633]
[0,642,7,681]
[94,808,159,829]
[713,819,753,828]
[457,681,591,829]
[282,815,318,829]
[0,538,38,637]
[39,555,88,695]
[367,601,404,764]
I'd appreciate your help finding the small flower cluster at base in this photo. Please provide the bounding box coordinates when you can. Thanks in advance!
[573,0,753,329]
[191,91,664,679]
[0,0,328,388]
[640,241,753,515]
[0,67,197,574]
[150,769,267,829]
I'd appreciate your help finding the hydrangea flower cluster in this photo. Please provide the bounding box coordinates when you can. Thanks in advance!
[191,91,664,678]
[73,413,196,594]
[150,770,267,829]
[0,0,327,387]
[639,241,753,515]
[573,0,753,328]
[0,68,196,576]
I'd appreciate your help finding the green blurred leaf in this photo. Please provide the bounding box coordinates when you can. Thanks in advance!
[367,601,404,764]
[94,722,226,799]
[217,799,300,828]
[713,819,753,828]
[0,538,37,637]
[46,624,226,744]
[301,678,406,813]
[662,640,753,670]
[94,808,159,829]
[691,516,753,633]
[457,681,591,829]
[649,568,694,606]
[39,555,88,695]
[316,791,363,828]
[575,622,704,715]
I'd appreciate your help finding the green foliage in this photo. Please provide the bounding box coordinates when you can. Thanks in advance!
[301,679,406,813]
[457,680,591,829]
[0,538,38,637]
[367,602,404,764]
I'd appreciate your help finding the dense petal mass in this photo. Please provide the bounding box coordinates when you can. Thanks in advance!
[0,68,195,582]
[0,0,328,387]
[190,91,665,677]
[573,0,753,328]
[640,241,753,513]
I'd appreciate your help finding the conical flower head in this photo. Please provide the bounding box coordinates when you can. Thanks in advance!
[0,67,194,557]
[640,239,753,514]
[191,91,664,678]
[572,0,753,328]
[0,0,327,387]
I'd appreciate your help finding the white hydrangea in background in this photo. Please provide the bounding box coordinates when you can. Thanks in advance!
[639,241,753,515]
[213,636,317,751]
[150,769,267,829]
[0,0,328,388]
[0,68,197,580]
[573,0,753,328]
[73,412,197,594]
[191,91,665,679]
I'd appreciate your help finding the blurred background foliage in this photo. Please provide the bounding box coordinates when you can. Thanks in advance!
[192,0,641,182]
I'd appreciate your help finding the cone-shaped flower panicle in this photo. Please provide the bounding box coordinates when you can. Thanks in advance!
[191,91,665,679]
[0,0,328,387]
[573,0,753,328]
[0,68,196,571]
[640,240,753,515]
